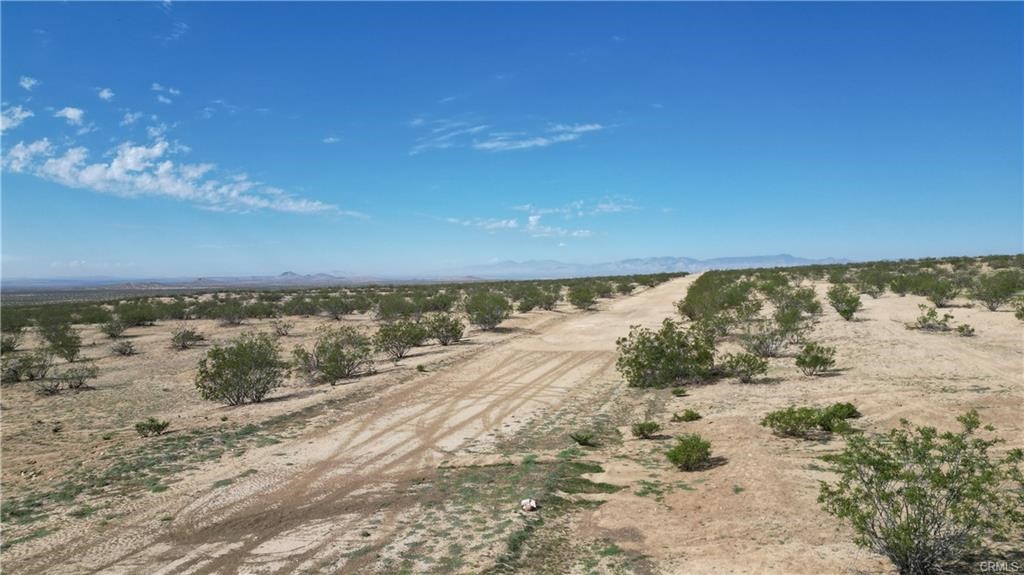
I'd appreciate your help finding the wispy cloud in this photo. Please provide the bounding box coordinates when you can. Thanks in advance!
[444,217,519,231]
[152,83,180,104]
[120,111,144,125]
[156,94,173,104]
[19,76,39,91]
[1,104,34,133]
[2,131,356,216]
[98,88,115,101]
[54,107,85,126]
[409,117,606,154]
[322,135,341,144]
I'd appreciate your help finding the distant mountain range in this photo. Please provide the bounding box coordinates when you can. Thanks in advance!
[1,254,848,291]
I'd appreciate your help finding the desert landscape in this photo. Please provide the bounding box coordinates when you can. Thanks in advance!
[1,258,1022,574]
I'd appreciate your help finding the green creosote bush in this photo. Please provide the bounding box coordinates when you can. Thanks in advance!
[374,320,428,362]
[99,319,126,339]
[38,318,83,363]
[569,431,598,447]
[910,305,953,332]
[195,332,286,405]
[425,313,464,346]
[970,270,1023,311]
[718,352,768,383]
[795,342,836,376]
[760,403,860,438]
[135,417,170,437]
[955,324,975,337]
[1,331,22,354]
[1013,297,1024,321]
[171,324,205,350]
[615,319,715,388]
[270,319,294,337]
[631,421,662,439]
[568,284,597,310]
[818,411,1024,575]
[463,291,511,331]
[670,387,688,397]
[55,362,100,391]
[739,319,790,358]
[673,409,701,422]
[666,433,711,471]
[112,340,137,356]
[292,325,375,383]
[827,284,863,321]
[3,350,55,383]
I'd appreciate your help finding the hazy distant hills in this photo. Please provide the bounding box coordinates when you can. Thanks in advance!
[436,254,849,280]
[1,254,848,292]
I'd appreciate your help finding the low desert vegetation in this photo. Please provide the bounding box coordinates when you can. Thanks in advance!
[374,320,428,362]
[111,340,137,356]
[134,417,170,437]
[827,284,862,321]
[819,411,1024,575]
[630,420,661,439]
[666,433,711,470]
[463,290,511,331]
[760,403,860,438]
[569,431,598,447]
[292,325,375,383]
[718,352,768,383]
[615,319,714,388]
[195,332,286,405]
[673,409,701,422]
[425,313,464,346]
[170,325,205,350]
[795,342,836,376]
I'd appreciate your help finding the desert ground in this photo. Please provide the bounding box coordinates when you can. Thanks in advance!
[2,274,1022,574]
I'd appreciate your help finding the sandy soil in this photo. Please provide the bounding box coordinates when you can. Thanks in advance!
[2,275,1022,574]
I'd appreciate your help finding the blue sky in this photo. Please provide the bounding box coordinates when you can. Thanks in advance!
[2,2,1021,278]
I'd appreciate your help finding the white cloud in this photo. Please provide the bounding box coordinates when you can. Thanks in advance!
[322,135,341,144]
[471,123,606,152]
[156,94,173,104]
[592,197,638,214]
[445,217,519,231]
[168,87,181,96]
[1,105,34,133]
[121,111,144,125]
[523,214,592,238]
[2,138,52,172]
[2,135,351,216]
[19,76,39,91]
[98,88,115,101]
[54,107,85,126]
[151,82,165,92]
[410,121,490,155]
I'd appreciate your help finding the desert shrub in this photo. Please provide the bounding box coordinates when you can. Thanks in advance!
[111,340,137,356]
[616,281,634,295]
[292,325,374,383]
[99,319,126,339]
[1,331,22,354]
[718,352,768,383]
[34,377,64,396]
[426,313,464,346]
[569,431,597,447]
[761,403,859,438]
[739,319,789,358]
[376,293,417,321]
[670,387,688,397]
[970,270,1023,311]
[1015,297,1024,321]
[215,300,246,326]
[270,319,294,337]
[243,301,278,320]
[674,409,701,422]
[56,362,100,390]
[631,421,662,439]
[321,296,354,320]
[819,411,1024,575]
[281,296,319,317]
[955,324,975,337]
[921,275,960,307]
[37,318,82,363]
[855,269,889,299]
[910,305,953,332]
[13,350,54,381]
[374,320,428,362]
[666,434,711,471]
[568,284,597,310]
[795,342,836,376]
[615,319,715,388]
[538,291,560,310]
[514,285,545,313]
[135,417,170,437]
[827,284,862,321]
[195,332,285,405]
[116,302,160,327]
[464,291,511,330]
[677,272,755,321]
[171,325,205,350]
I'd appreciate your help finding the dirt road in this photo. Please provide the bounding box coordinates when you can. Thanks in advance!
[10,276,694,574]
